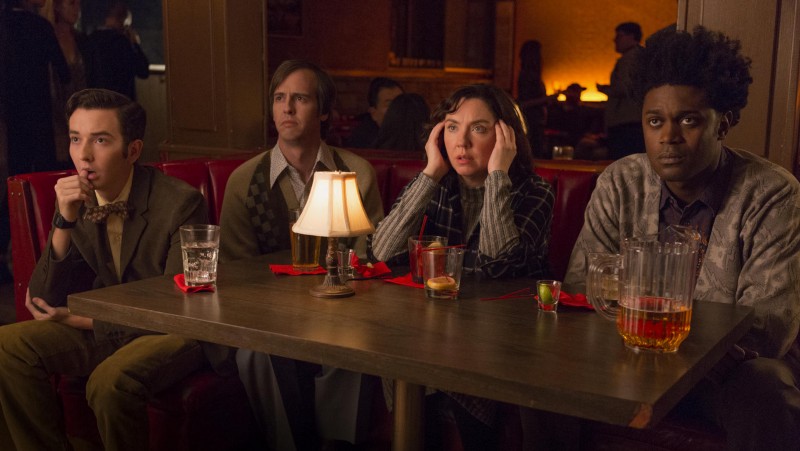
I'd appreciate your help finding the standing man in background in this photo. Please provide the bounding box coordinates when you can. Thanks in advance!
[597,22,645,159]
[86,1,149,100]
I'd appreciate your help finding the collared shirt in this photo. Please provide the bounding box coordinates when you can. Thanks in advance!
[95,167,134,279]
[658,149,732,273]
[269,143,337,204]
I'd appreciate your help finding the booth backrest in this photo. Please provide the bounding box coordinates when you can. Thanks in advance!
[8,170,75,322]
[533,167,600,280]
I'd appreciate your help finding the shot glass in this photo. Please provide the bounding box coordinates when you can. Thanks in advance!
[408,235,448,284]
[422,247,465,300]
[179,225,220,286]
[337,248,357,282]
[536,280,561,312]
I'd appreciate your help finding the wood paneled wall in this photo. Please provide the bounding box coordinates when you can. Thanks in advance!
[161,0,268,159]
[678,0,800,173]
[160,0,799,172]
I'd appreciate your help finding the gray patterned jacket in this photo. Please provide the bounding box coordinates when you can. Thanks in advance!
[565,148,800,364]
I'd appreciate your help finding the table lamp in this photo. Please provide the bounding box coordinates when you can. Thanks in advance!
[291,171,375,298]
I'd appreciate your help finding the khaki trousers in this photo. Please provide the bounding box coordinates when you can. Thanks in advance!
[0,320,203,451]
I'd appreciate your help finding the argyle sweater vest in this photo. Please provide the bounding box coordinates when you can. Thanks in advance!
[245,150,352,254]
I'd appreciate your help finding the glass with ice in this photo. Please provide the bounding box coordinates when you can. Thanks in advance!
[180,225,220,286]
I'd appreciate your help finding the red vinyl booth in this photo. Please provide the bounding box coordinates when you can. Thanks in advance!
[7,159,259,450]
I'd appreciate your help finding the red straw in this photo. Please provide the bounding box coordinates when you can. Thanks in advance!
[480,287,532,301]
[418,215,428,241]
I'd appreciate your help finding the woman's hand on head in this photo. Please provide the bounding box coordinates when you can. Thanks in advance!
[488,120,516,174]
[422,121,450,183]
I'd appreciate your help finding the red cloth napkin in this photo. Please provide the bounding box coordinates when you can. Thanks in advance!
[173,274,216,293]
[354,260,392,278]
[269,264,326,275]
[534,291,594,310]
[384,272,424,289]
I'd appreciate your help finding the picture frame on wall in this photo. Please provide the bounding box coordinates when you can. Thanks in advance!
[268,0,302,37]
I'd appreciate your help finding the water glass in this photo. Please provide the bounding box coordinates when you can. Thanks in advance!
[180,225,220,286]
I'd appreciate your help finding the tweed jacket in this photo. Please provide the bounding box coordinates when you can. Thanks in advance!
[565,149,800,363]
[28,165,208,341]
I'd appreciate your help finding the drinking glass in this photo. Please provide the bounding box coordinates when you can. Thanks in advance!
[408,235,448,284]
[289,208,322,272]
[422,247,465,300]
[180,225,220,286]
[337,248,357,281]
[536,280,561,312]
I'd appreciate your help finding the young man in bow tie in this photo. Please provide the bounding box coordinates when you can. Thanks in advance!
[0,88,212,450]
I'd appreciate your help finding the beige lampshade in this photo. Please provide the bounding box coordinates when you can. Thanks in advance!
[291,171,375,238]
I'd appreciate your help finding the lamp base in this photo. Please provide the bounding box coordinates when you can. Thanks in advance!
[310,236,355,298]
[310,275,355,298]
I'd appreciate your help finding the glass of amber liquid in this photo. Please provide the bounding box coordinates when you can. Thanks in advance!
[586,226,701,353]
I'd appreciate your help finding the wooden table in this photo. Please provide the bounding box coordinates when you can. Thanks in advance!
[68,252,753,450]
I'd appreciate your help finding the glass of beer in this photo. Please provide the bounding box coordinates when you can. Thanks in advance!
[289,208,321,272]
[180,224,220,286]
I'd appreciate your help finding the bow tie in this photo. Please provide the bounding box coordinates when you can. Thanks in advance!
[83,201,133,224]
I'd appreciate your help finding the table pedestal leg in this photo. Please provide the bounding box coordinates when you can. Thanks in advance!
[392,379,425,451]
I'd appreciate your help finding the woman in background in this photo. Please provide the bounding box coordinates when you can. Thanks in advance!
[374,92,430,153]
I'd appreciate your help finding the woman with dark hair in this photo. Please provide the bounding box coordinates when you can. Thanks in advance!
[369,84,555,449]
[373,92,430,153]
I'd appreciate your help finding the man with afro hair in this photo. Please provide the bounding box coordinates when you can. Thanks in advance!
[564,26,800,449]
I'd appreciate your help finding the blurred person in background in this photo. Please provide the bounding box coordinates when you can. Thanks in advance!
[373,92,430,153]
[0,0,69,282]
[596,22,645,159]
[346,77,404,148]
[45,0,88,167]
[517,40,558,159]
[86,1,148,100]
[546,83,606,159]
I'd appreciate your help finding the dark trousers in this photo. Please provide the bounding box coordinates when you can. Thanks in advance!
[681,356,800,450]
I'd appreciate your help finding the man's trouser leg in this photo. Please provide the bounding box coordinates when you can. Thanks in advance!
[691,357,800,451]
[0,320,116,450]
[87,334,203,451]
